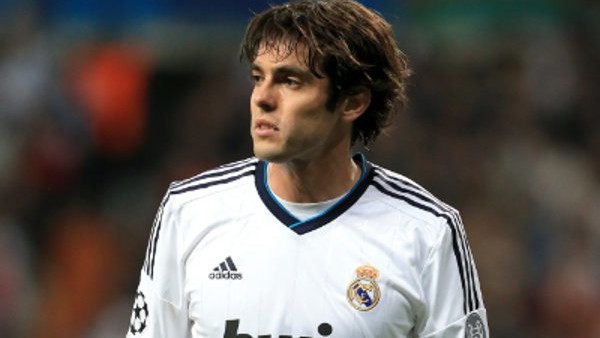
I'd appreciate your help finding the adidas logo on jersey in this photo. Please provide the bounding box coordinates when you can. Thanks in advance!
[209,256,243,280]
[224,319,332,337]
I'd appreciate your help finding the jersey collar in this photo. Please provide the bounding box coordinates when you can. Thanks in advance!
[255,153,373,235]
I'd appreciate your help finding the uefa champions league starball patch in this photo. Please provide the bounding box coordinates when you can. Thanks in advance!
[129,291,149,335]
[347,264,381,311]
[465,312,486,338]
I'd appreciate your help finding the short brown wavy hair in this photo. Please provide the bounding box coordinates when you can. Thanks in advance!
[240,0,411,146]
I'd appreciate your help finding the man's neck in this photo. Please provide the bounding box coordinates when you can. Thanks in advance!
[267,152,361,203]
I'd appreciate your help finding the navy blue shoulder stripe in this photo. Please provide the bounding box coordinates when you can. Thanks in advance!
[170,158,258,190]
[371,168,480,314]
[170,164,256,195]
[142,161,257,279]
[142,195,167,278]
[372,168,480,309]
[372,168,480,313]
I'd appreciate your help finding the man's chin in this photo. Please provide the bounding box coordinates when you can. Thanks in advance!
[253,147,286,163]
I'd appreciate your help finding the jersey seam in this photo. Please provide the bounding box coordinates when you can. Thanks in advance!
[152,285,183,311]
[369,188,441,234]
[417,309,466,338]
[173,174,254,210]
[418,217,448,278]
[414,217,449,337]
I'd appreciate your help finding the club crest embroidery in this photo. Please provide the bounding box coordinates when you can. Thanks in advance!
[347,264,381,311]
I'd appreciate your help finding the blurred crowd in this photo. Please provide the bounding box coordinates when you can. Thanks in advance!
[0,1,598,337]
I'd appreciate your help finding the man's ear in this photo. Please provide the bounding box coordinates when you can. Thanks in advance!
[341,87,371,122]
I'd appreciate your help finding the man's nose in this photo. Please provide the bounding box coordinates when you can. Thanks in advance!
[251,82,277,112]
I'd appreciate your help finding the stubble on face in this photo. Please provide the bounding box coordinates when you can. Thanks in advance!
[249,45,343,165]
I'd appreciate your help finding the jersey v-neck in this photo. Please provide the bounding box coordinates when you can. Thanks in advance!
[255,153,373,235]
[275,194,344,221]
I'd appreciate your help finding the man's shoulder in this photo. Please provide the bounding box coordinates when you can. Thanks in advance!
[368,162,460,228]
[166,157,259,202]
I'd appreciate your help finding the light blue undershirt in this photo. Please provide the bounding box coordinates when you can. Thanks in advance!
[273,194,344,221]
[263,154,367,227]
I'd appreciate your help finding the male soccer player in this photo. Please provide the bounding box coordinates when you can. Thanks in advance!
[127,1,488,337]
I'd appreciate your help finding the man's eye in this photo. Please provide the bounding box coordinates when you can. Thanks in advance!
[250,74,263,83]
[285,78,301,88]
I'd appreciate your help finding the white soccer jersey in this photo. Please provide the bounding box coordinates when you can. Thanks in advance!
[127,154,488,338]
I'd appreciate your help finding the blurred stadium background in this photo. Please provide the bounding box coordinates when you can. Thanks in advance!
[0,0,598,337]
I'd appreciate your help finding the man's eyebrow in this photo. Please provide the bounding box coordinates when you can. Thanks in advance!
[250,63,262,72]
[251,63,311,77]
[276,65,309,75]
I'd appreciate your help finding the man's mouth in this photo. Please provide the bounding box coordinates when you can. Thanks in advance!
[255,120,279,132]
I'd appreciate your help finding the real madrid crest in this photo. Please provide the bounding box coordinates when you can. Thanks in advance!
[347,264,381,311]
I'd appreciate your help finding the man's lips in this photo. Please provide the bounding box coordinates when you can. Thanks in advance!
[254,119,279,135]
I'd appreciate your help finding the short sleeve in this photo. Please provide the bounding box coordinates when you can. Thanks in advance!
[126,192,190,337]
[415,216,488,338]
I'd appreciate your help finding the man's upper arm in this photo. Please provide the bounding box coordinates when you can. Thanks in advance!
[126,192,190,337]
[416,216,488,338]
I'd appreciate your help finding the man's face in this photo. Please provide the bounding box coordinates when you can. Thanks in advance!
[249,45,347,163]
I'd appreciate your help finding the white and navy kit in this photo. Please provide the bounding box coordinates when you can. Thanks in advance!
[127,154,488,338]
